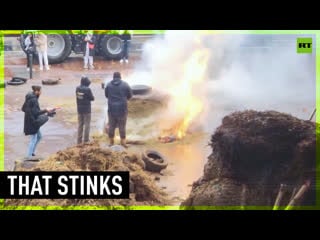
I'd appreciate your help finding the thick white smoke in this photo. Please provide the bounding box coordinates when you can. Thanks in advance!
[128,31,316,134]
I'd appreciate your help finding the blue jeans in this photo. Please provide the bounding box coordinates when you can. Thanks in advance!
[27,130,42,157]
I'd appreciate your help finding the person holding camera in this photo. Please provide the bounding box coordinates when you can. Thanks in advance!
[22,85,56,159]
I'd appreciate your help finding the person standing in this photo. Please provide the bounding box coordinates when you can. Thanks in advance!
[76,76,95,144]
[24,33,35,72]
[83,31,96,69]
[35,32,50,71]
[22,85,53,158]
[119,30,133,64]
[105,72,133,147]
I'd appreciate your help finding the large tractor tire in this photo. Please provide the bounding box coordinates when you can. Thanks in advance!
[46,34,72,64]
[20,34,72,64]
[99,35,124,60]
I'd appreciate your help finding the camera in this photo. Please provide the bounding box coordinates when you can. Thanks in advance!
[47,111,56,117]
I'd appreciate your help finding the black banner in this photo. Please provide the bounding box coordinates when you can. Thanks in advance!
[0,171,129,199]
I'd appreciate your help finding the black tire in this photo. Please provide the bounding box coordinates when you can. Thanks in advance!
[131,85,152,95]
[12,77,27,83]
[141,150,168,172]
[7,79,25,86]
[42,79,60,85]
[99,35,124,60]
[46,34,72,64]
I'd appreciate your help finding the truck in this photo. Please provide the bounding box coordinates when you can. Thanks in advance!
[19,30,137,64]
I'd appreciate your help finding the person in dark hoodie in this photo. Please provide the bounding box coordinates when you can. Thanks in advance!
[76,76,95,144]
[105,72,133,147]
[119,30,133,64]
[22,85,54,158]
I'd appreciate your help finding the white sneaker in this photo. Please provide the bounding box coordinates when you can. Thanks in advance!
[125,59,129,63]
[84,65,88,69]
[45,66,50,71]
[89,65,95,70]
[120,59,124,64]
[39,67,43,71]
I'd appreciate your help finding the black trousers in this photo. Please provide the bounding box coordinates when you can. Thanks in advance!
[77,113,91,144]
[108,112,128,139]
[122,40,130,60]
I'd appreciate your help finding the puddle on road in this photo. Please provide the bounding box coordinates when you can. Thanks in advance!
[154,138,211,204]
[126,132,211,205]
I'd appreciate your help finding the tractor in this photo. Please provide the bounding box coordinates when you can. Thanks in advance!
[19,30,131,64]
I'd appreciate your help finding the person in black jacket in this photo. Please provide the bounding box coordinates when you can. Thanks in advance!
[105,72,133,147]
[76,76,95,144]
[119,30,132,64]
[22,85,53,158]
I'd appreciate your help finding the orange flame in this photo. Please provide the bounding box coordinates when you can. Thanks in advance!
[167,47,209,139]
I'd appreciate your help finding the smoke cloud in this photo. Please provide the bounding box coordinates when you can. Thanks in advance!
[128,31,316,134]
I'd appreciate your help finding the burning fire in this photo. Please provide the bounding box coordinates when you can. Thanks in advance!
[160,46,210,141]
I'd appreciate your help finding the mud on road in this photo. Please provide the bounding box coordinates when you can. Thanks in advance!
[4,55,211,205]
[4,56,124,171]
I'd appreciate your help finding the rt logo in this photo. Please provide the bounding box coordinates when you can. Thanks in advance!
[297,38,312,53]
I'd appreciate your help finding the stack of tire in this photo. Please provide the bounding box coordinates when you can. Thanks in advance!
[7,77,27,86]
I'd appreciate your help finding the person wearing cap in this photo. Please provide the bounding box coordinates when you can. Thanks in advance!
[119,30,133,64]
[76,76,95,144]
[22,85,54,158]
[105,72,133,147]
[83,30,96,70]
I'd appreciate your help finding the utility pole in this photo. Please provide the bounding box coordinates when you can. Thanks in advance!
[28,53,33,79]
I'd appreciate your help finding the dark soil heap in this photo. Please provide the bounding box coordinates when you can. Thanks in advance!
[182,110,317,207]
[7,142,170,207]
